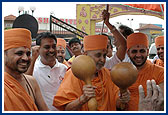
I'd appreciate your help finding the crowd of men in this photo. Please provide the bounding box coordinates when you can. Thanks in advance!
[4,9,164,111]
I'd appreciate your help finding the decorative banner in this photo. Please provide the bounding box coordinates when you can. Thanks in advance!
[124,4,164,13]
[77,4,164,36]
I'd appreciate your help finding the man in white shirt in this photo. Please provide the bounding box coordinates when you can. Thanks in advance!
[33,32,67,110]
[105,24,134,67]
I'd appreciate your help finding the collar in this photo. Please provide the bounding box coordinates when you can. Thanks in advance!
[37,58,60,69]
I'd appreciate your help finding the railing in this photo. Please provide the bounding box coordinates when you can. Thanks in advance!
[50,15,88,38]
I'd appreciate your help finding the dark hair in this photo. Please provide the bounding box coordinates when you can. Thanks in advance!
[68,37,81,47]
[119,25,134,38]
[36,32,57,45]
[100,33,113,48]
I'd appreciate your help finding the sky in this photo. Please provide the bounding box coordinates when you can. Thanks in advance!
[2,2,165,30]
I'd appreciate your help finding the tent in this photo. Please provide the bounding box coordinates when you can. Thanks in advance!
[124,4,164,13]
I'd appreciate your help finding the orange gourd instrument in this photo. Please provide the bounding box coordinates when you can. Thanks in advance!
[71,55,97,111]
[110,62,138,109]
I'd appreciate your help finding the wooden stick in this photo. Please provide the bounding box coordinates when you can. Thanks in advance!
[101,4,109,34]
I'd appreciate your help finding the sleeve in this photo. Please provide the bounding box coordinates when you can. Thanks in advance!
[104,53,121,70]
[52,69,83,110]
[122,53,132,63]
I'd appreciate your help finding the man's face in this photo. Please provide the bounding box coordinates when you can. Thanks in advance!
[5,47,31,73]
[156,45,164,61]
[56,46,66,63]
[39,38,56,63]
[127,45,149,67]
[70,42,81,55]
[86,49,107,72]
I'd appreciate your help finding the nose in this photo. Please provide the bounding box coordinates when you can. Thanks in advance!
[100,55,105,62]
[22,53,29,60]
[72,45,76,49]
[57,52,62,56]
[136,51,141,57]
[49,47,55,52]
[159,48,164,52]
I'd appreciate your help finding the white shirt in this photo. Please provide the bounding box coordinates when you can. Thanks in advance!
[122,53,132,63]
[104,53,121,70]
[33,58,67,111]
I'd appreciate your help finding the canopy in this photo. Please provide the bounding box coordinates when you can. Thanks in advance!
[124,4,164,13]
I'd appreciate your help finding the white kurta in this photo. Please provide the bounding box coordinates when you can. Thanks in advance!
[33,58,67,111]
[104,53,121,70]
[122,53,132,63]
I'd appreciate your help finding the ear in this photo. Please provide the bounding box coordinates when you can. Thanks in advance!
[147,48,149,56]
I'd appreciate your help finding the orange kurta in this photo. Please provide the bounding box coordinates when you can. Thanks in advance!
[128,61,164,111]
[4,72,38,111]
[53,67,119,111]
[154,59,164,67]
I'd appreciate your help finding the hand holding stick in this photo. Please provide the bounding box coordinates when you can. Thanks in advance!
[101,4,109,34]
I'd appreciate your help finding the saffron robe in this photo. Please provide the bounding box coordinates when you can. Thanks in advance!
[127,61,164,111]
[4,72,38,111]
[53,67,119,111]
[154,59,164,67]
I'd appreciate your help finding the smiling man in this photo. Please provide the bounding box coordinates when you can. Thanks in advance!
[68,37,82,65]
[33,32,67,110]
[126,32,164,111]
[53,35,130,111]
[153,36,164,67]
[56,38,70,68]
[4,28,48,111]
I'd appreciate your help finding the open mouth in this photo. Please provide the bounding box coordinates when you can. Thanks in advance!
[73,48,78,51]
[134,57,143,64]
[136,58,142,62]
[47,53,55,57]
[159,53,164,57]
[18,63,28,68]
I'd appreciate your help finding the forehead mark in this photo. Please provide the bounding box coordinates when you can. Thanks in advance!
[57,46,65,50]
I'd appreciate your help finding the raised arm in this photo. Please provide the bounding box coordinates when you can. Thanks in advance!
[102,10,127,61]
[25,46,40,75]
